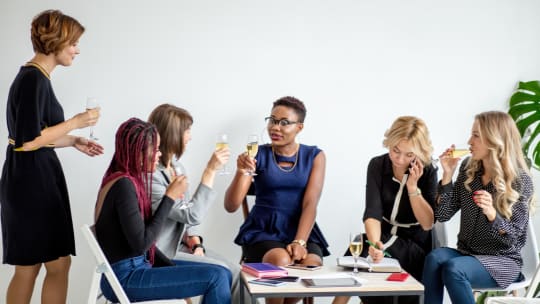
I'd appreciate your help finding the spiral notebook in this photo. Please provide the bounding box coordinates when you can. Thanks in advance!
[337,256,402,273]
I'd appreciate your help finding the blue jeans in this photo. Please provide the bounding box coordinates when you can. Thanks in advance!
[101,255,232,304]
[423,247,497,304]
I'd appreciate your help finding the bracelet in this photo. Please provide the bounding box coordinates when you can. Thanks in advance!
[291,239,307,247]
[191,243,205,253]
[408,188,422,197]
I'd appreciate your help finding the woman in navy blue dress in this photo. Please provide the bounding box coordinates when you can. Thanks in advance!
[225,96,329,304]
[0,10,102,303]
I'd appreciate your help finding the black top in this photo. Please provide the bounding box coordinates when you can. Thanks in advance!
[95,177,174,264]
[363,153,438,250]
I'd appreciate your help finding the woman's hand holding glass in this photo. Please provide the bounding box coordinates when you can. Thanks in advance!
[213,134,231,175]
[244,134,259,176]
[85,97,100,140]
[439,145,464,178]
[71,107,100,130]
[164,174,188,203]
[236,152,257,176]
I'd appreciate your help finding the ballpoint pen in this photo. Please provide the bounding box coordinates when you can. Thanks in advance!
[366,240,392,258]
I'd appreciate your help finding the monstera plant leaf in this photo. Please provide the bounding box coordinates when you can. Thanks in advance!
[508,81,540,170]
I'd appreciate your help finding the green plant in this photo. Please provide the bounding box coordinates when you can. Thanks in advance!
[508,80,540,169]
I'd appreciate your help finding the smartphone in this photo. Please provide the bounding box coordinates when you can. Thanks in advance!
[285,264,322,271]
[249,278,286,287]
[387,272,410,282]
[272,276,300,282]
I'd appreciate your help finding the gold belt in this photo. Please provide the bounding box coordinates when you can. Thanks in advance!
[8,138,54,151]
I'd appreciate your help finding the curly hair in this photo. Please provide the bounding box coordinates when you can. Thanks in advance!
[382,116,434,166]
[148,103,193,166]
[464,111,532,219]
[272,96,307,123]
[31,9,85,55]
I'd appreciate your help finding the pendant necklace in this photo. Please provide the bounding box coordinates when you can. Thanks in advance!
[272,143,299,173]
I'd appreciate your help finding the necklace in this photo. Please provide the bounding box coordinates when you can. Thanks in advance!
[26,61,50,79]
[272,143,299,173]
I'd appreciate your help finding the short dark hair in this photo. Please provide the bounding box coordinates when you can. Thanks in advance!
[272,96,307,122]
[31,10,85,55]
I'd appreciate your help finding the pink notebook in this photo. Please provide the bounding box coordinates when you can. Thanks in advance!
[242,263,288,278]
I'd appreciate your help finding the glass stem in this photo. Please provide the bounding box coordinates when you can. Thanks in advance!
[353,256,359,273]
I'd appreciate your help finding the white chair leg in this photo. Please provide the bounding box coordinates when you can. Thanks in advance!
[88,271,101,304]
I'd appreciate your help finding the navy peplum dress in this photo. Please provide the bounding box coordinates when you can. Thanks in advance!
[234,144,330,256]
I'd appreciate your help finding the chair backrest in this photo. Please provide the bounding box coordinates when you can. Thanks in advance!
[431,221,448,249]
[81,224,132,304]
[523,221,540,298]
[80,224,185,304]
[521,220,539,295]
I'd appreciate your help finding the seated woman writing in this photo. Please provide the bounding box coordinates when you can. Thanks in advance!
[334,116,438,304]
[94,118,232,304]
[224,96,329,304]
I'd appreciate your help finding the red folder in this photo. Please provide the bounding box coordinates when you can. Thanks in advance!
[242,263,288,278]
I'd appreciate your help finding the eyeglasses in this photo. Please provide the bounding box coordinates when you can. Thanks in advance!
[265,117,300,127]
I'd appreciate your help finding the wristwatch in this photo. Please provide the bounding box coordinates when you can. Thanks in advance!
[191,243,205,253]
[291,239,307,247]
[408,188,422,197]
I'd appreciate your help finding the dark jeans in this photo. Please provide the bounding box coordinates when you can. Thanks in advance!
[423,247,498,304]
[101,255,232,304]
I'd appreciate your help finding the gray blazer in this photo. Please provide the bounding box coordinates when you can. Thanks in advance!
[150,158,216,258]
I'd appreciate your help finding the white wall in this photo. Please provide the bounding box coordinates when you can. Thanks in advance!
[1,0,540,303]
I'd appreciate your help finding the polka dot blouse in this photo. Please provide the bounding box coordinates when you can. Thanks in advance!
[436,158,534,288]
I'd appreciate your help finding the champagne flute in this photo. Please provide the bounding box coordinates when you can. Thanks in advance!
[86,97,99,140]
[173,165,193,209]
[349,233,363,275]
[216,133,230,175]
[245,134,259,176]
[432,147,470,165]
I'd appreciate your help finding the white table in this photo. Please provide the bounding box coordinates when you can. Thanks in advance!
[240,265,424,304]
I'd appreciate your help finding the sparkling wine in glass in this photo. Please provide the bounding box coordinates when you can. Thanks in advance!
[432,146,470,166]
[349,233,363,275]
[86,97,99,141]
[173,165,193,209]
[245,134,259,176]
[216,134,230,175]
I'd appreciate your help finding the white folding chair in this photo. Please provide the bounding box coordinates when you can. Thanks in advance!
[486,298,540,304]
[80,224,186,304]
[474,220,539,297]
[432,220,448,249]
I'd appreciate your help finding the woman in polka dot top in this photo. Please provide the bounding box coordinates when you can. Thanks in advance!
[422,111,534,304]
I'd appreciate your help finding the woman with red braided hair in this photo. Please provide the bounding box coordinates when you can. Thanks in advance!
[94,118,232,303]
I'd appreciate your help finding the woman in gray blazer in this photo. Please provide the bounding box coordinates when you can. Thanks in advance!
[148,103,247,303]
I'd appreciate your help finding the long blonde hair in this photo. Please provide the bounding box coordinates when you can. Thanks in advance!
[464,111,532,219]
[383,116,434,166]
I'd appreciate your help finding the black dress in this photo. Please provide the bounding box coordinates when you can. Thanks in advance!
[0,65,75,265]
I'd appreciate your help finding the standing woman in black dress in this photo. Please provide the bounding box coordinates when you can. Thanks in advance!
[0,10,102,304]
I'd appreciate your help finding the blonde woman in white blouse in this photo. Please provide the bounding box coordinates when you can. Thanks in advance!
[423,111,534,304]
